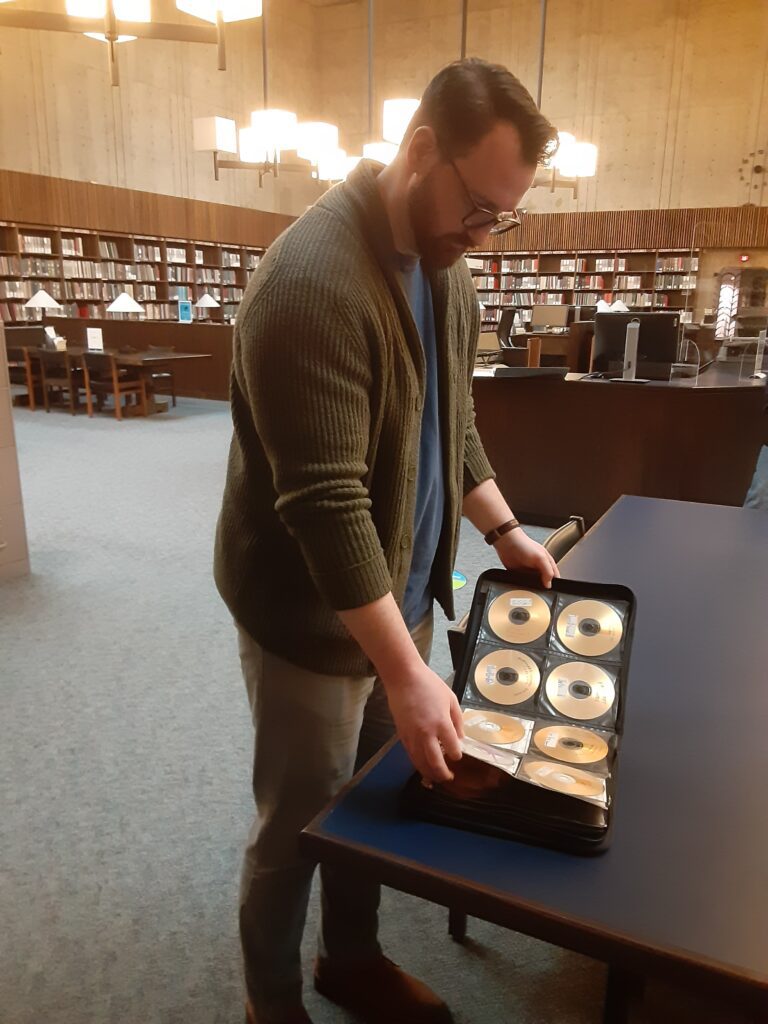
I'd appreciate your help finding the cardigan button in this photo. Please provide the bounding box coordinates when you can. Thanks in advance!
[407,465,416,482]
[401,535,411,550]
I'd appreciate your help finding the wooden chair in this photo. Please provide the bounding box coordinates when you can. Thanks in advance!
[543,515,587,562]
[6,346,42,411]
[37,349,85,415]
[146,345,177,407]
[80,352,148,420]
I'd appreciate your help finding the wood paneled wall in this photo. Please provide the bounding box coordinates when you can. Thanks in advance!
[0,170,294,247]
[485,206,768,253]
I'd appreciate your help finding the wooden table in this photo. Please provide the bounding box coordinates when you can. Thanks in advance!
[301,496,768,1023]
[23,347,211,415]
[472,361,766,525]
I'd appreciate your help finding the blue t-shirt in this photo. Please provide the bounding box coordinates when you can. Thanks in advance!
[399,258,445,628]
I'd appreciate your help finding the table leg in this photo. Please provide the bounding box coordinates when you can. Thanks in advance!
[448,908,467,944]
[602,965,644,1024]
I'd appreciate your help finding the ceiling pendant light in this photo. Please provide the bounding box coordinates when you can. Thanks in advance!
[316,148,348,182]
[362,141,397,166]
[382,98,418,146]
[250,108,297,163]
[296,122,339,164]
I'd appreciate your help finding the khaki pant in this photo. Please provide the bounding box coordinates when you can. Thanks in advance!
[237,613,434,1019]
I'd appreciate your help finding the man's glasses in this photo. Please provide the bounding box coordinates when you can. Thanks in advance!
[448,159,522,236]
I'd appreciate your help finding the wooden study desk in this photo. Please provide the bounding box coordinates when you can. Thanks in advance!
[472,361,766,525]
[302,496,768,1023]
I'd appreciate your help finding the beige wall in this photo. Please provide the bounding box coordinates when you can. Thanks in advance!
[316,0,768,213]
[1,0,766,217]
[0,0,324,217]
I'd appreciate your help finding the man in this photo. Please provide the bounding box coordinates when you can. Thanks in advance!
[215,58,558,1024]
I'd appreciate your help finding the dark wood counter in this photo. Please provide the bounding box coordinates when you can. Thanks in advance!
[473,362,766,525]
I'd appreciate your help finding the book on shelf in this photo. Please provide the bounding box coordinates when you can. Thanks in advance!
[99,240,120,259]
[560,257,586,272]
[63,302,101,318]
[221,286,244,302]
[474,275,499,290]
[61,237,84,257]
[613,291,653,307]
[102,262,132,281]
[222,269,237,285]
[0,256,20,275]
[465,257,485,271]
[167,266,190,283]
[222,251,241,268]
[656,256,698,272]
[134,284,158,300]
[102,283,123,301]
[21,256,58,277]
[134,243,162,262]
[246,254,261,271]
[143,302,173,319]
[168,285,190,301]
[539,292,566,305]
[614,275,642,289]
[196,269,220,285]
[575,292,605,305]
[64,283,101,301]
[167,246,187,264]
[1,301,29,321]
[656,274,696,290]
[63,259,101,280]
[20,234,53,255]
[501,275,538,289]
[594,257,627,273]
[135,264,157,282]
[577,275,605,290]
[0,281,31,300]
[502,257,538,273]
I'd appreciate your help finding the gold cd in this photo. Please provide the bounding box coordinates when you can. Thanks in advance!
[462,709,527,747]
[487,590,551,644]
[532,724,609,765]
[521,759,605,800]
[556,599,623,657]
[544,662,615,721]
[474,650,540,706]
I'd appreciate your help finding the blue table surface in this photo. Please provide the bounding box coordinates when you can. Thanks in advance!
[307,496,768,987]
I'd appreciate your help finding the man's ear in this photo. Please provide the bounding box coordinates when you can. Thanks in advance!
[404,125,441,179]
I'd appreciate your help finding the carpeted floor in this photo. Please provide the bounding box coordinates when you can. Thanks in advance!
[1,398,761,1024]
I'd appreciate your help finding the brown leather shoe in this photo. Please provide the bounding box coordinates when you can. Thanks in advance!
[314,956,452,1024]
[245,999,313,1024]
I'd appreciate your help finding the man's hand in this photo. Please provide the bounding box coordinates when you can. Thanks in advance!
[383,662,464,783]
[494,528,559,587]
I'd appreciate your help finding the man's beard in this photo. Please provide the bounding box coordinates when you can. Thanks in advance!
[407,172,473,271]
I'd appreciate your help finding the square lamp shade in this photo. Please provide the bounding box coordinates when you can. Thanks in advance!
[195,293,220,308]
[107,292,145,313]
[193,116,237,154]
[24,289,62,310]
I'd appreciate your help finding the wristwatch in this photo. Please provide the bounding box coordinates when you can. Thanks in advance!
[483,518,520,546]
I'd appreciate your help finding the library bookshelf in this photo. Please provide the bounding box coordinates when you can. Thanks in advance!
[0,222,264,324]
[466,248,699,328]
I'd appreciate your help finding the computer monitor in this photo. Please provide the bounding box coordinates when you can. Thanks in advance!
[530,304,571,330]
[496,309,519,348]
[592,312,681,379]
[574,305,597,322]
[4,325,48,348]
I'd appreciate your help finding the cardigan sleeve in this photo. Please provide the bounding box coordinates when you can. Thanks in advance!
[235,272,394,611]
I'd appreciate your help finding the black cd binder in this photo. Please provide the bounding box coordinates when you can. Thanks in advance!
[401,569,636,855]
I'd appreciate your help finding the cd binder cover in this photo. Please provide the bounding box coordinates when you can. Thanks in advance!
[400,569,636,855]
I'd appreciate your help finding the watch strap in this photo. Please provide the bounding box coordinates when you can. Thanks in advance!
[483,518,520,546]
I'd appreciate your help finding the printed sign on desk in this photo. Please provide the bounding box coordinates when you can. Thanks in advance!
[86,327,104,352]
[178,300,193,324]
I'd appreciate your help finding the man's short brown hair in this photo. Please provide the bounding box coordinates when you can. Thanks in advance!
[405,58,557,166]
